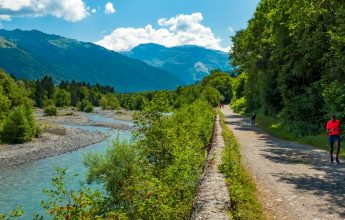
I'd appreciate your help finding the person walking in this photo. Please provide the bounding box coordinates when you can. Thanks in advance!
[326,114,341,164]
[251,112,256,127]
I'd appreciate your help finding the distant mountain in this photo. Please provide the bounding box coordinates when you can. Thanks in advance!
[123,43,231,84]
[0,29,183,92]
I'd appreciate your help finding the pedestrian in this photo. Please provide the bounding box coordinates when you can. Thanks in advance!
[326,114,341,164]
[251,112,256,127]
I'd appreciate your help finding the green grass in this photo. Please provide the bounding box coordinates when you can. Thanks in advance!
[219,112,265,220]
[255,114,345,157]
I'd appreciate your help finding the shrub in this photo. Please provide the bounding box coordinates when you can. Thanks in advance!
[84,103,94,113]
[53,89,71,107]
[201,86,221,107]
[0,106,35,143]
[44,105,57,116]
[231,97,247,113]
[77,99,94,112]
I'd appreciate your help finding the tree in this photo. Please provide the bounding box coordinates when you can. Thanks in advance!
[201,86,221,107]
[1,106,35,143]
[230,0,345,135]
[99,96,108,110]
[53,89,71,107]
[203,71,233,104]
[44,105,58,116]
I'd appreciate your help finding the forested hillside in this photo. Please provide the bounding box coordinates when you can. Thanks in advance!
[0,29,183,92]
[231,0,345,135]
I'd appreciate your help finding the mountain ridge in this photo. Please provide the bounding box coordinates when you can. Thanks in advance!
[0,29,183,92]
[123,43,231,84]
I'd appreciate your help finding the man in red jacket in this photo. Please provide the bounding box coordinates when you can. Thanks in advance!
[326,115,341,164]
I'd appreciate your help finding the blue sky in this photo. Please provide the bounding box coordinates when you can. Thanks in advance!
[0,0,259,51]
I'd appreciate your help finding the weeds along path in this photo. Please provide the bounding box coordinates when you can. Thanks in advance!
[221,106,345,220]
[190,114,230,220]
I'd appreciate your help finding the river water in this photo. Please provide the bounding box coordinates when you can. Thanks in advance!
[0,113,132,219]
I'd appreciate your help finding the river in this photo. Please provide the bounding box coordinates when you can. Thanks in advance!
[0,113,132,219]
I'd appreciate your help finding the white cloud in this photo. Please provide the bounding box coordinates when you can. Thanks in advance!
[104,2,115,15]
[0,14,11,20]
[91,8,96,14]
[96,13,229,52]
[0,0,88,22]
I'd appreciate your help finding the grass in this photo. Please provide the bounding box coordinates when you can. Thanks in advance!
[255,114,345,157]
[219,112,265,220]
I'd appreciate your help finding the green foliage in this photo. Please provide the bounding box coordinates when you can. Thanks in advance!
[34,76,54,108]
[322,81,345,119]
[44,105,57,116]
[53,89,71,107]
[0,70,37,143]
[0,70,28,114]
[231,97,247,114]
[0,88,11,121]
[201,86,221,107]
[0,206,23,220]
[232,73,247,100]
[118,71,233,110]
[77,100,93,112]
[202,71,233,103]
[100,94,120,110]
[219,112,264,219]
[84,103,94,113]
[230,0,345,135]
[81,100,215,219]
[0,106,36,144]
[41,168,125,219]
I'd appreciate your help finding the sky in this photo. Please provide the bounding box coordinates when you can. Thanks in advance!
[0,0,260,52]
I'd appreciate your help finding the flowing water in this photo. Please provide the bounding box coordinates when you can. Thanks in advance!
[0,113,132,219]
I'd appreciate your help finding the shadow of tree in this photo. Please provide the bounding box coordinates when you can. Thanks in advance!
[223,112,345,218]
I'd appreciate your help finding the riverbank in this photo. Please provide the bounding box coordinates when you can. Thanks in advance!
[0,108,134,168]
[0,125,107,168]
[36,108,134,130]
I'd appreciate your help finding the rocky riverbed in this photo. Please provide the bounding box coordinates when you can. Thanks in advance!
[0,108,134,168]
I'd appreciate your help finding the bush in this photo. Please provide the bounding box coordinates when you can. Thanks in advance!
[231,97,247,113]
[80,101,215,219]
[0,106,36,144]
[84,104,94,113]
[201,86,221,107]
[53,89,71,107]
[44,105,57,116]
[77,100,94,112]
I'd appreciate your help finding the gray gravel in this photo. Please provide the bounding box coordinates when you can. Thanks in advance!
[222,107,345,220]
[191,114,231,220]
[0,127,107,168]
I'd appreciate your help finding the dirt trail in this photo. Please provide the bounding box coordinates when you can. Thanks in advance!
[221,106,345,220]
[191,114,230,220]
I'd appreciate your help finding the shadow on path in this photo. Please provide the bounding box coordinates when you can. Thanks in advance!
[224,112,345,218]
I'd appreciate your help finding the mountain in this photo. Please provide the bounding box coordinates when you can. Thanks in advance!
[0,29,183,92]
[123,43,231,84]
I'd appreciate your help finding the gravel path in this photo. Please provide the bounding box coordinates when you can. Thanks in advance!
[191,114,231,220]
[221,106,345,220]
